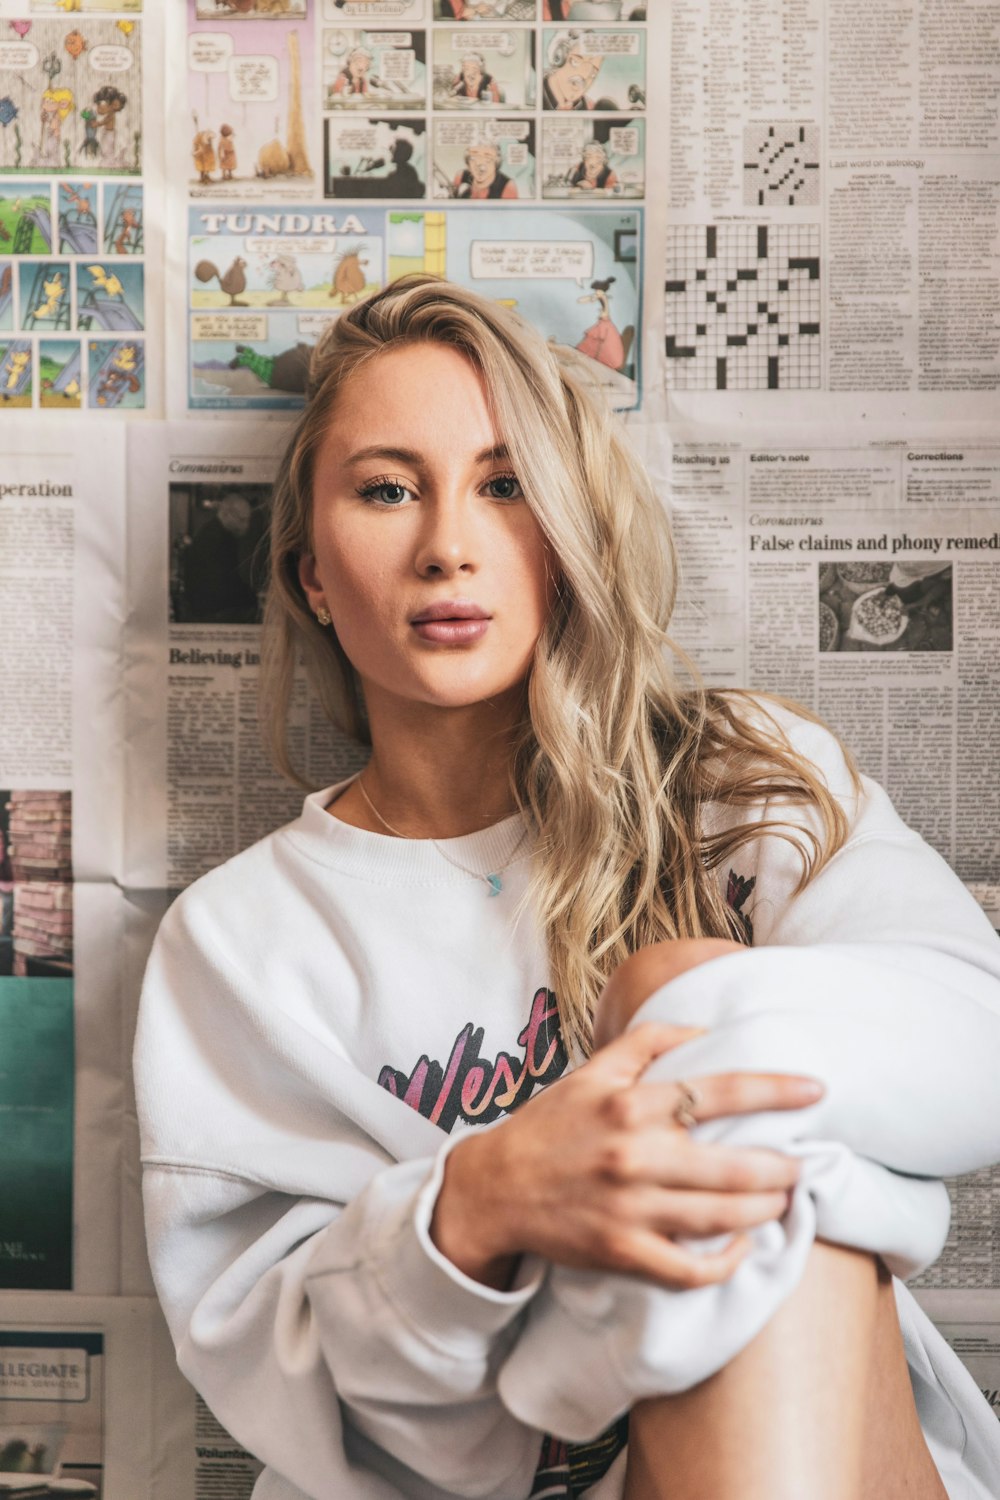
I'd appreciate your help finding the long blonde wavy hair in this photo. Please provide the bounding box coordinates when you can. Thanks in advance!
[261,275,857,1057]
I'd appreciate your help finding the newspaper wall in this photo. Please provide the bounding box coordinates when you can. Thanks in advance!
[0,0,996,1490]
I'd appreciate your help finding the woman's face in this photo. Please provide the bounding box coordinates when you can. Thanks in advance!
[299,342,556,723]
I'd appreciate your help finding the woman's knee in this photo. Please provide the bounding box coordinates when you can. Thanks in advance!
[595,938,744,1048]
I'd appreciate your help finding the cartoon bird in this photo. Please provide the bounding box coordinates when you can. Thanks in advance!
[56,0,81,11]
[112,343,138,373]
[194,256,248,307]
[86,264,124,299]
[330,248,367,303]
[36,272,66,319]
[267,252,304,307]
[114,207,139,255]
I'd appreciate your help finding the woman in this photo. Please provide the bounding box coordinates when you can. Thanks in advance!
[135,277,1000,1500]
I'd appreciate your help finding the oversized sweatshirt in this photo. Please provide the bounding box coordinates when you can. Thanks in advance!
[134,705,1000,1500]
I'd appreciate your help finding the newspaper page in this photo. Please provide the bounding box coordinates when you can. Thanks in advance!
[663,0,999,425]
[165,0,649,419]
[124,420,367,891]
[913,1292,1000,1431]
[0,2,164,416]
[0,425,126,1294]
[657,423,1000,1295]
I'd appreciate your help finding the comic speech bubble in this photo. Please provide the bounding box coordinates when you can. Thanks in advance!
[189,32,233,71]
[246,237,336,256]
[470,239,594,280]
[505,142,528,166]
[191,312,268,342]
[543,124,580,161]
[381,49,414,82]
[609,126,639,155]
[334,124,379,152]
[88,44,133,72]
[229,55,279,103]
[297,312,340,338]
[378,32,413,45]
[437,120,479,147]
[0,41,39,70]
[325,30,350,56]
[484,118,529,141]
[586,30,640,53]
[452,31,514,53]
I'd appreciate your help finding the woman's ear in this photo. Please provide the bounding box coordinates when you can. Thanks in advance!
[297,553,325,616]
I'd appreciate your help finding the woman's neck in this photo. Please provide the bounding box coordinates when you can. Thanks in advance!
[329,692,524,839]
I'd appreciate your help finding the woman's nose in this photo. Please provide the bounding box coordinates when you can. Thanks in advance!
[413,496,478,578]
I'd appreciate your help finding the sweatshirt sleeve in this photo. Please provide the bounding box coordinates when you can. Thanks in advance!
[135,890,545,1500]
[497,710,1000,1440]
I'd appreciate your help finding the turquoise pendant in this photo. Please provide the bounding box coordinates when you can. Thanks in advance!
[486,874,503,897]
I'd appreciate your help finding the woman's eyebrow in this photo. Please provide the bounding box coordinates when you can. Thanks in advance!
[341,443,511,467]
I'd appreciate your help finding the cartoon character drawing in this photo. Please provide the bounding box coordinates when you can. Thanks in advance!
[86,264,124,299]
[452,141,517,199]
[575,276,626,369]
[266,252,304,307]
[3,348,30,397]
[218,124,237,180]
[114,207,140,254]
[93,85,127,166]
[330,248,367,303]
[228,342,311,394]
[450,53,502,104]
[195,256,249,306]
[331,46,375,98]
[39,88,74,167]
[192,128,217,185]
[33,271,67,321]
[568,140,618,192]
[543,33,604,110]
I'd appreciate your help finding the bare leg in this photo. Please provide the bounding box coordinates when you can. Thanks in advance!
[593,944,947,1500]
[624,1244,945,1500]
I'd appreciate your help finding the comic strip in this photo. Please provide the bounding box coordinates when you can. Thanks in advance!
[541,27,645,111]
[0,17,141,175]
[0,178,145,409]
[195,0,306,16]
[31,0,141,10]
[387,204,641,405]
[323,27,427,110]
[541,115,643,197]
[432,28,536,110]
[324,115,426,196]
[188,0,317,201]
[434,0,535,18]
[188,202,385,408]
[432,116,535,199]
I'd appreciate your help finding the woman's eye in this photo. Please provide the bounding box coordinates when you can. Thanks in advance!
[357,479,413,507]
[485,473,523,501]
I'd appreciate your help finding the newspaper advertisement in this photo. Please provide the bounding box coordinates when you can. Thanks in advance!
[663,0,999,424]
[913,1292,1000,1430]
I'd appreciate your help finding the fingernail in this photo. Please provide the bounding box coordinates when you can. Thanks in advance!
[798,1080,824,1099]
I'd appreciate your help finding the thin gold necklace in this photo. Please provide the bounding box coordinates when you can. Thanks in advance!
[355,775,530,897]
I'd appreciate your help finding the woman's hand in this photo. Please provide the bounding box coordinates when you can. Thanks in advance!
[430,1022,823,1292]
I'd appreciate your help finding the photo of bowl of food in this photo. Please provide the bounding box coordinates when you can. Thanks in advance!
[836,561,893,595]
[848,586,909,646]
[819,600,839,652]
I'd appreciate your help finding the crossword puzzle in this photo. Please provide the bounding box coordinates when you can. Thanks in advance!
[743,124,820,207]
[665,224,821,391]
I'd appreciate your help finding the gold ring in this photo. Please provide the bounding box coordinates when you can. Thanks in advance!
[673,1080,701,1130]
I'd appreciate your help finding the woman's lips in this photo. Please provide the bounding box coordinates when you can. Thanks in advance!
[411,618,490,644]
[410,601,490,642]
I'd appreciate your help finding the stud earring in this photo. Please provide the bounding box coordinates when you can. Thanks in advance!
[315,606,332,626]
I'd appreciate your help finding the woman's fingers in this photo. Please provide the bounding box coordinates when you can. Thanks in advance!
[644,1186,792,1238]
[608,1071,823,1131]
[602,1227,752,1291]
[598,1132,802,1193]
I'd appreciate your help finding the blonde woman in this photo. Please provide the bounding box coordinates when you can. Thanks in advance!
[135,277,1000,1500]
[38,88,74,167]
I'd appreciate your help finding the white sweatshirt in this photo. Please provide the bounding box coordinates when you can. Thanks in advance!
[134,706,1000,1500]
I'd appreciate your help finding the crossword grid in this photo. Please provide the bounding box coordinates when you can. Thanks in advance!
[743,124,820,207]
[665,224,821,391]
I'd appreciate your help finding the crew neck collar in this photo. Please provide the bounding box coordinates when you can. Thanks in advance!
[283,778,533,887]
